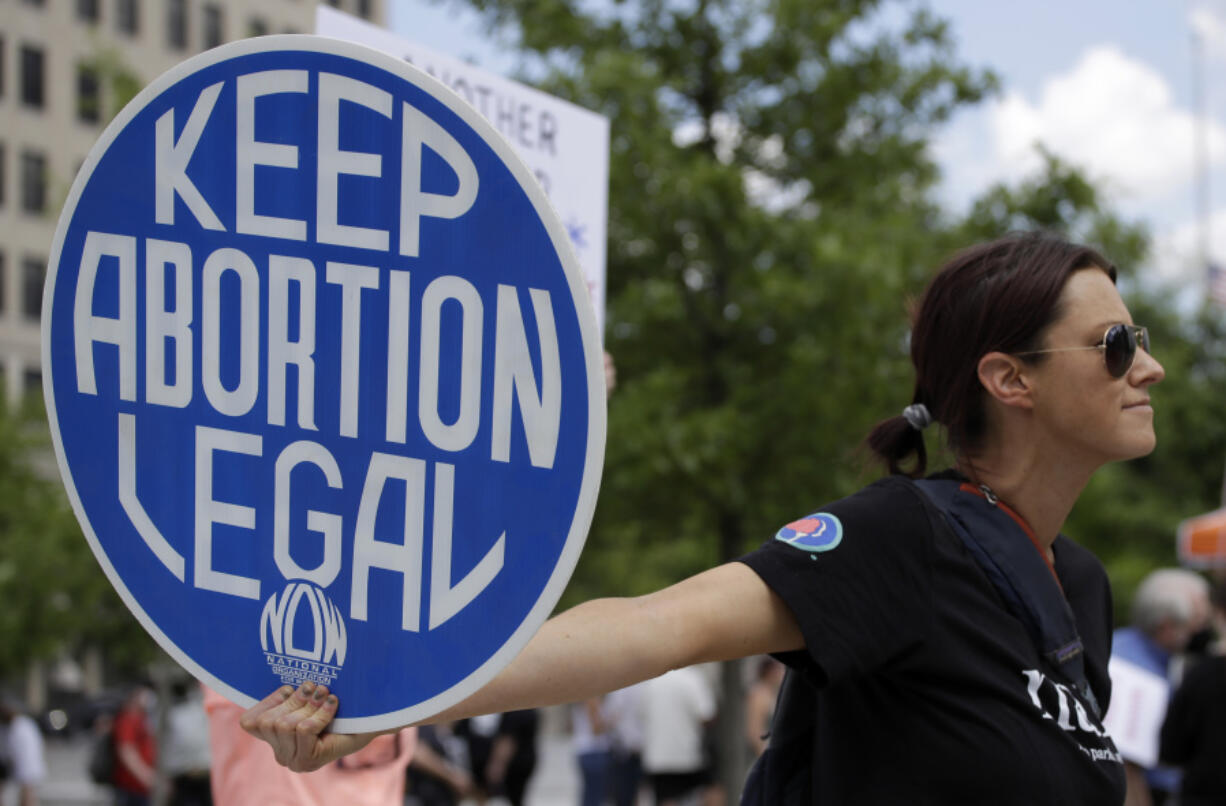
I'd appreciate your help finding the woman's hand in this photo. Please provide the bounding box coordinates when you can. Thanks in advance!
[239,682,379,772]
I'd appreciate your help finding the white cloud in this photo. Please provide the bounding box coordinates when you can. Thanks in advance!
[1190,5,1226,51]
[929,106,999,213]
[988,45,1226,200]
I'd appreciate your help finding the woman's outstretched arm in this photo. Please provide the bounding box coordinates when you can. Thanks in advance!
[241,560,803,771]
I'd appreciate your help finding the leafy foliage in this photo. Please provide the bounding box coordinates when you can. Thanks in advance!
[0,390,156,680]
[439,0,1224,629]
[443,0,996,600]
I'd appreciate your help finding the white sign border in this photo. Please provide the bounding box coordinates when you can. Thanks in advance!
[41,34,606,733]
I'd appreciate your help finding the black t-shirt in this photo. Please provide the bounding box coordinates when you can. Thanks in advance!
[1160,655,1226,806]
[739,475,1126,806]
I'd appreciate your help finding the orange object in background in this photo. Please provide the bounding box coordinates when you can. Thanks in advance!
[1177,508,1226,568]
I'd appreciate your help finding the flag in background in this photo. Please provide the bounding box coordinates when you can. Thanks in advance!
[1209,263,1226,308]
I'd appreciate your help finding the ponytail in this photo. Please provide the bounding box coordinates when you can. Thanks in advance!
[866,408,929,478]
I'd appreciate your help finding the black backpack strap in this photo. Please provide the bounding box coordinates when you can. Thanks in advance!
[914,479,1099,717]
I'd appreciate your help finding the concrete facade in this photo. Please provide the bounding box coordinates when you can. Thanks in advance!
[0,0,386,406]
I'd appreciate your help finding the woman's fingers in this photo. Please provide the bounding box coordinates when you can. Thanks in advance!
[240,682,338,771]
[292,688,339,768]
[240,683,382,771]
[240,684,294,725]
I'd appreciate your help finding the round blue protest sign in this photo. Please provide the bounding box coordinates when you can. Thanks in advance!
[42,36,605,731]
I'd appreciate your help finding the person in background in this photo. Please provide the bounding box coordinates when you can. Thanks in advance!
[0,698,45,806]
[405,722,472,806]
[162,681,212,806]
[112,687,156,806]
[483,710,539,806]
[1159,579,1226,806]
[572,698,613,806]
[744,657,785,757]
[204,685,415,806]
[640,666,716,806]
[1102,568,1210,806]
[604,683,647,806]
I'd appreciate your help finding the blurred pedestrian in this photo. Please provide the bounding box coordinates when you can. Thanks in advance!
[162,681,212,806]
[604,683,647,806]
[112,686,157,806]
[1102,568,1210,806]
[640,667,715,806]
[488,710,538,806]
[0,698,45,806]
[204,684,414,806]
[1159,579,1226,806]
[457,710,538,806]
[572,698,612,806]
[405,722,471,806]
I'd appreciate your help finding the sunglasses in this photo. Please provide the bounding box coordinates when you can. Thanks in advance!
[1015,324,1150,379]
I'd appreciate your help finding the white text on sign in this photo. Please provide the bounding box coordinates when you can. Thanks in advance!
[70,67,569,632]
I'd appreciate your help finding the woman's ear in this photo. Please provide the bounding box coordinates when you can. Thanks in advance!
[977,351,1035,410]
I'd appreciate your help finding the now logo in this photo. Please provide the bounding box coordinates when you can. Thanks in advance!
[260,581,348,688]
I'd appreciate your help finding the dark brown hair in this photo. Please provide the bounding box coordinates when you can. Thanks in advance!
[867,231,1116,476]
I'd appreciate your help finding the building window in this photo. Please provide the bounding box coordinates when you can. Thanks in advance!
[167,0,188,50]
[77,63,101,123]
[357,0,372,19]
[203,4,224,49]
[77,0,100,22]
[23,0,46,6]
[22,258,44,321]
[0,142,6,209]
[20,45,45,109]
[0,252,6,315]
[0,36,7,99]
[20,151,46,214]
[247,17,268,37]
[117,0,140,35]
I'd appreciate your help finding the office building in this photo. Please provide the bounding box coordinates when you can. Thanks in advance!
[0,0,387,406]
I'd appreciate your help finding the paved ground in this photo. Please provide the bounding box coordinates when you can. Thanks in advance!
[29,708,582,806]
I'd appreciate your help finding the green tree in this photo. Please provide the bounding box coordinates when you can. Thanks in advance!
[0,390,155,685]
[447,0,995,790]
[437,0,1226,788]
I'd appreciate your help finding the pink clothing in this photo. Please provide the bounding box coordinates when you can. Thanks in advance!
[204,687,416,806]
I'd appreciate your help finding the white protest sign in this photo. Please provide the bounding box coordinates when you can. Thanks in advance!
[316,5,610,337]
[1101,656,1169,767]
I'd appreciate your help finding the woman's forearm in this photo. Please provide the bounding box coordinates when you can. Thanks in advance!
[423,561,802,724]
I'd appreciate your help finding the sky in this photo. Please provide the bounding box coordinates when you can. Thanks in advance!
[388,0,1226,293]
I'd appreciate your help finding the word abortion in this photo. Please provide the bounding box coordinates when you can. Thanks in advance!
[74,233,563,469]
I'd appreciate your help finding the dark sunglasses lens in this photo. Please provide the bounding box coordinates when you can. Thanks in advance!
[1103,325,1136,377]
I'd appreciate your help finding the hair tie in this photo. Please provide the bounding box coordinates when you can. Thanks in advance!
[902,403,932,431]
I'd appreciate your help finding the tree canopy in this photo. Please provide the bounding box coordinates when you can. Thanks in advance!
[431,0,1226,615]
[0,392,155,681]
[431,0,1226,788]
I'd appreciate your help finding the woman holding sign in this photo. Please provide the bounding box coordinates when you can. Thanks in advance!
[241,231,1161,805]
